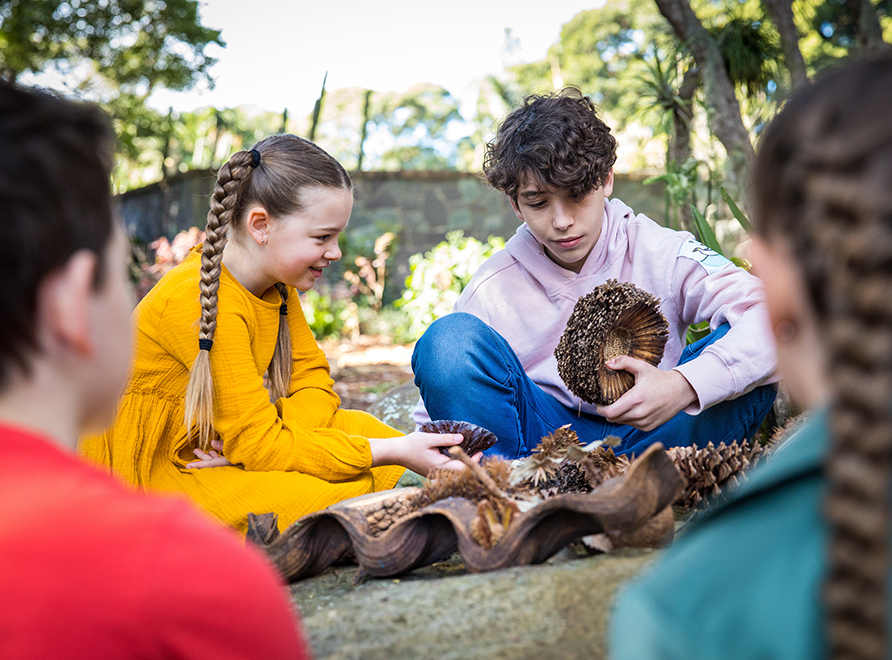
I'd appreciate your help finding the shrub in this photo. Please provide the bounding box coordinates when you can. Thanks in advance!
[396,230,505,341]
[300,284,355,340]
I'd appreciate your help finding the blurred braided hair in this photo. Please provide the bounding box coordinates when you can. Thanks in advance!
[752,54,892,660]
[184,134,351,449]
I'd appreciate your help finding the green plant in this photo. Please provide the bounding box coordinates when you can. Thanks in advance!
[300,286,354,340]
[686,192,753,345]
[645,157,700,231]
[396,231,505,341]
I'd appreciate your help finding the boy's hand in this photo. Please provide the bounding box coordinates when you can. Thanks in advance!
[369,432,482,477]
[595,356,698,431]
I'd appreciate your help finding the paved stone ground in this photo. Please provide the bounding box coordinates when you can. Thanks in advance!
[290,549,658,660]
[286,380,662,659]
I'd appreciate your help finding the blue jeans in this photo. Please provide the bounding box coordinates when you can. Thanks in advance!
[412,313,777,459]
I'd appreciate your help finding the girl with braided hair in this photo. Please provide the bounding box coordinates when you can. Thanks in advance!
[610,54,892,659]
[80,134,470,535]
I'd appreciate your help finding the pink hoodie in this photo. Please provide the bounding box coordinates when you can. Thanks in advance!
[414,198,777,425]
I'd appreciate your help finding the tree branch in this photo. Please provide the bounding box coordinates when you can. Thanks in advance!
[763,0,809,89]
[653,0,756,194]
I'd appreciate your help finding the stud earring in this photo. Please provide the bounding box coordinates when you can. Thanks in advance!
[775,320,797,342]
[260,238,267,245]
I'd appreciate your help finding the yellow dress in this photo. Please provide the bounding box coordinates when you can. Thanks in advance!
[79,249,404,534]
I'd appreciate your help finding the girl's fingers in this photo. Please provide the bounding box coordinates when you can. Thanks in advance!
[440,433,464,446]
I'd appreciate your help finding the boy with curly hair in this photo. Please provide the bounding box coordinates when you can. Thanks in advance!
[412,88,777,458]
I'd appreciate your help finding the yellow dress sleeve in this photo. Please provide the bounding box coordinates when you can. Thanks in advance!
[156,284,376,479]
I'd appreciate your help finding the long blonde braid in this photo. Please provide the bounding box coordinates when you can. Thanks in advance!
[184,150,256,449]
[753,54,892,660]
[184,135,351,449]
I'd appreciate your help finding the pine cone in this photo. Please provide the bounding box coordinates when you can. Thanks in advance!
[667,440,766,509]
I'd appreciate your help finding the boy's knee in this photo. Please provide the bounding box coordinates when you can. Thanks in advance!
[412,313,492,387]
[414,314,485,364]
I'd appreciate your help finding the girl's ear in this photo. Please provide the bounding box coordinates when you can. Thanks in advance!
[39,250,98,357]
[244,206,271,245]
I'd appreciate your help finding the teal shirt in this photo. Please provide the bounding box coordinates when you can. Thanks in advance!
[610,413,830,659]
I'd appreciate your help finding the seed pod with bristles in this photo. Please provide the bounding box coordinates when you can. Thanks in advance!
[420,420,498,457]
[579,447,632,489]
[555,279,669,406]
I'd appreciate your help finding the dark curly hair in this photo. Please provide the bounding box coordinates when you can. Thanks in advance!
[483,87,617,202]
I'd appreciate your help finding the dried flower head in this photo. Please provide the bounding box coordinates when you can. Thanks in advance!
[555,280,669,405]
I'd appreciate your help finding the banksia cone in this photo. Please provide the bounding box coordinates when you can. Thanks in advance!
[555,280,669,406]
[357,490,423,537]
[667,440,767,509]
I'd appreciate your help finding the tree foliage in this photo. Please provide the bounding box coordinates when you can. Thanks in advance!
[0,0,222,91]
[0,0,224,190]
[310,83,466,171]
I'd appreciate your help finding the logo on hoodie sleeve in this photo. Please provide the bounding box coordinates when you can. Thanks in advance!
[677,238,732,274]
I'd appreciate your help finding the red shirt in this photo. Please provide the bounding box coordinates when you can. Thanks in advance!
[0,424,310,659]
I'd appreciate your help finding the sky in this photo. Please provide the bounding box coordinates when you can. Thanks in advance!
[148,0,607,116]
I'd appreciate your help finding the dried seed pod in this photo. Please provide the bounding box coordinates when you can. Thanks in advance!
[534,424,579,459]
[420,420,498,457]
[579,446,632,489]
[339,488,425,536]
[532,461,593,496]
[555,280,669,406]
[417,459,518,508]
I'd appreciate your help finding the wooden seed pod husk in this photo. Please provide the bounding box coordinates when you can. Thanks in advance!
[335,487,425,536]
[555,280,669,406]
[420,420,498,456]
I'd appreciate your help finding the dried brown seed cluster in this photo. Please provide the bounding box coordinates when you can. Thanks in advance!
[470,499,518,549]
[512,425,581,487]
[578,447,631,489]
[421,419,498,457]
[667,440,766,509]
[416,459,518,508]
[555,280,669,406]
[533,462,594,498]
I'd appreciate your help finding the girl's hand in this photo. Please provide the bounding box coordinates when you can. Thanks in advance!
[595,356,698,431]
[369,432,482,477]
[186,439,233,469]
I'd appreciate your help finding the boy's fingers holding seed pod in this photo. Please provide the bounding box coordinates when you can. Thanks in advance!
[598,359,697,431]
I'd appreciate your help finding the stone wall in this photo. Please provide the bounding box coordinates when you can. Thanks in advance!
[118,169,666,291]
